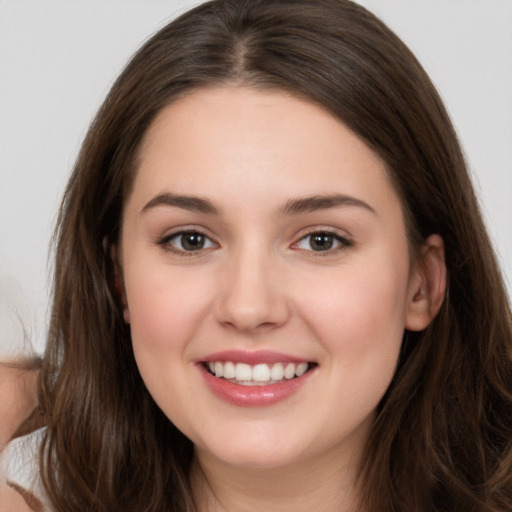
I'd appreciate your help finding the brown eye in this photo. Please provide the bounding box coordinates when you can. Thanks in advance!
[294,231,351,253]
[160,231,216,253]
[309,233,335,251]
[179,232,206,251]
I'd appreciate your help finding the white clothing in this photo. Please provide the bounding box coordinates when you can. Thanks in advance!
[1,429,50,511]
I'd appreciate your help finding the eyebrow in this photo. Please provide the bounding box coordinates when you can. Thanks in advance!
[141,192,375,217]
[141,193,219,215]
[279,194,376,216]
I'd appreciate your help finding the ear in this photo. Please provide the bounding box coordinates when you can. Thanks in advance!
[405,234,447,331]
[111,245,131,324]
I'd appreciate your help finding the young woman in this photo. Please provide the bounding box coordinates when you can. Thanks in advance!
[2,0,511,511]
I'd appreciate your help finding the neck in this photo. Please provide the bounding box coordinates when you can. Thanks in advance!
[190,444,364,512]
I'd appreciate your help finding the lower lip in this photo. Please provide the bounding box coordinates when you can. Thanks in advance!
[198,364,314,407]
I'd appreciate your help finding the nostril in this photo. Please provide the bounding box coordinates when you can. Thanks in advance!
[214,269,291,332]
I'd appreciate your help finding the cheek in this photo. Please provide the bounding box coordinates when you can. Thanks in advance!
[124,265,217,423]
[125,264,215,362]
[297,251,410,371]
[303,261,410,426]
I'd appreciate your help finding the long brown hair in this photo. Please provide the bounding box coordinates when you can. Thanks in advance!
[37,1,512,510]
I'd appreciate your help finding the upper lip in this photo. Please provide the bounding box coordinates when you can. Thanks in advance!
[198,350,312,365]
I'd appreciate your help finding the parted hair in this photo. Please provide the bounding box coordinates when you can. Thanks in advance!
[35,1,512,510]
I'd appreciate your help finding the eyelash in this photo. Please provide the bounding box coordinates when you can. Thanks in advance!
[155,228,353,257]
[156,230,217,257]
[292,229,353,256]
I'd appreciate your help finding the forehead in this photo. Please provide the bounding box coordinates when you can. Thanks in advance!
[128,86,401,219]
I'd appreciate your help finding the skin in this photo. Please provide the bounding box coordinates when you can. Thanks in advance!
[0,485,34,512]
[118,86,446,511]
[0,364,39,512]
[0,365,38,451]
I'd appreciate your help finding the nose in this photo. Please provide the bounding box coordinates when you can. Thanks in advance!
[214,246,290,333]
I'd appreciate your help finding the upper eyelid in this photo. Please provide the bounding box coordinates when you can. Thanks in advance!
[154,225,353,247]
[155,230,218,257]
[164,230,212,243]
[293,225,353,241]
[154,228,217,252]
[157,226,215,241]
[291,228,354,251]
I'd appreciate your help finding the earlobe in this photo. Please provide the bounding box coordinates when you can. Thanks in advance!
[122,306,131,324]
[405,234,447,331]
[116,274,131,324]
[111,246,131,324]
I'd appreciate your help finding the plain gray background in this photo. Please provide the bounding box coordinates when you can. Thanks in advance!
[1,0,511,357]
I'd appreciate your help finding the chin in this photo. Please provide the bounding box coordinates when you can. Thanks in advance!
[194,428,310,470]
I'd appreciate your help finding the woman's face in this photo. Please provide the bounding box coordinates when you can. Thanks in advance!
[119,87,430,472]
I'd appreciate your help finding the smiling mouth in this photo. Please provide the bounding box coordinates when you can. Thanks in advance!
[204,361,315,386]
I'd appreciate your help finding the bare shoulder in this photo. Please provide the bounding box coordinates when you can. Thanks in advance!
[0,362,39,452]
[0,482,38,512]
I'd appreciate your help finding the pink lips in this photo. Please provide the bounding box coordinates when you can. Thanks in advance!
[197,350,315,407]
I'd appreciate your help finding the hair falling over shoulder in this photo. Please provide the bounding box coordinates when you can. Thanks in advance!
[30,1,512,511]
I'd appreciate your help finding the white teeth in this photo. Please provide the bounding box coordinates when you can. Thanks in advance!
[214,361,224,378]
[296,362,308,377]
[284,363,295,379]
[252,364,271,382]
[235,363,252,381]
[223,361,236,379]
[207,361,310,383]
[270,363,284,381]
